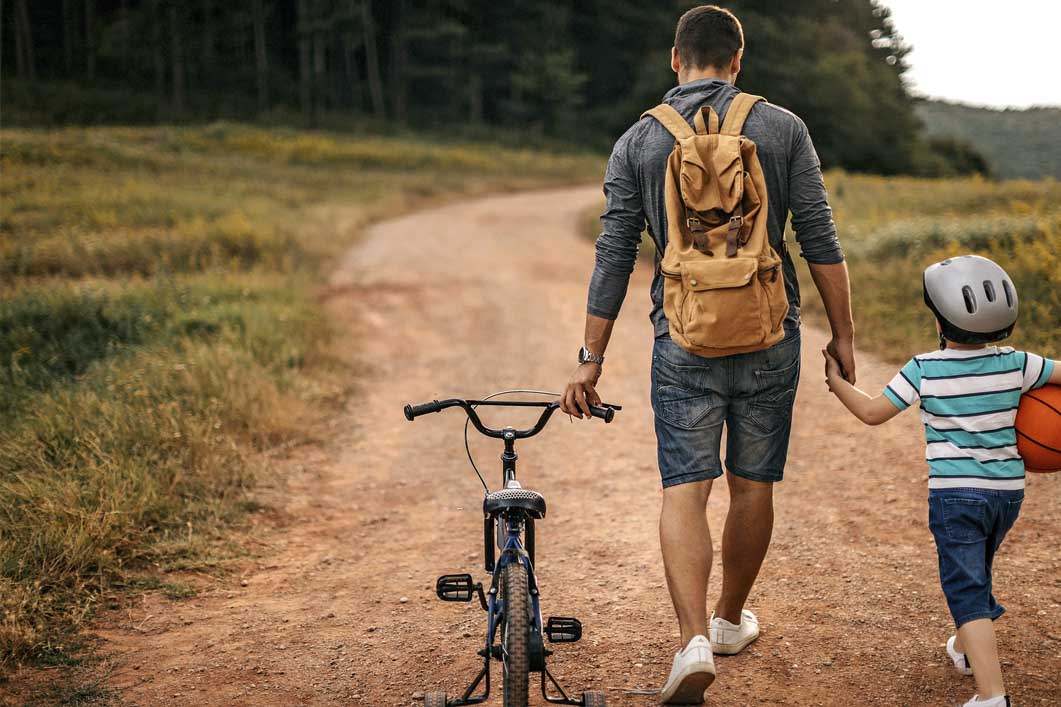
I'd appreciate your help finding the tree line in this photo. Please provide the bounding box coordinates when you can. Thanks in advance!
[2,0,986,175]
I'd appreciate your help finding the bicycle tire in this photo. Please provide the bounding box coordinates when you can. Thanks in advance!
[501,561,530,707]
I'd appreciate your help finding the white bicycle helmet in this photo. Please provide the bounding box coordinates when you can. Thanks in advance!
[923,255,1018,346]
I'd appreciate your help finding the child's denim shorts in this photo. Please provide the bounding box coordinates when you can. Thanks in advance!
[928,486,1023,628]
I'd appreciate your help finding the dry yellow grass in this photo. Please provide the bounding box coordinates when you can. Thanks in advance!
[0,124,603,670]
[803,172,1060,361]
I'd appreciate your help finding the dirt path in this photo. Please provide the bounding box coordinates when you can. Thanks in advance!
[90,187,1061,705]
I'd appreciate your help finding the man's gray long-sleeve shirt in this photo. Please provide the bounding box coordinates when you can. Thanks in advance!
[588,78,843,339]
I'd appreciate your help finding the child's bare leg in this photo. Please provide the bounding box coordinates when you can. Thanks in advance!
[956,619,1005,698]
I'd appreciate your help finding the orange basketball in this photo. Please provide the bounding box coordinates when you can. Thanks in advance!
[1016,383,1061,473]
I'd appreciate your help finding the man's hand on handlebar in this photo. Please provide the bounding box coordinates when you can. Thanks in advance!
[561,362,602,420]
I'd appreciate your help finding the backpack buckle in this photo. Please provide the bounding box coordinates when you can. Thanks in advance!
[686,216,703,231]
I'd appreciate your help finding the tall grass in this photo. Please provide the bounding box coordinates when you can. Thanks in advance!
[0,124,603,669]
[804,173,1060,362]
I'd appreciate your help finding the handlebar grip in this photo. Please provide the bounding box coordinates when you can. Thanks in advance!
[404,400,443,421]
[588,404,616,423]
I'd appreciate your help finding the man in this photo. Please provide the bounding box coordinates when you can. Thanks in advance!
[560,5,856,703]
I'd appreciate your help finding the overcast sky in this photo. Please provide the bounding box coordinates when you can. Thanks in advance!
[883,0,1061,108]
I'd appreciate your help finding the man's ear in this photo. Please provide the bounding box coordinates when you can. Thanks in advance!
[671,46,681,75]
[730,49,742,79]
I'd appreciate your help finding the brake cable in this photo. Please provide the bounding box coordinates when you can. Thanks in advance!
[464,389,560,493]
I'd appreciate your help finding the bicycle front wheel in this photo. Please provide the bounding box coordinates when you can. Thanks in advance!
[501,560,530,707]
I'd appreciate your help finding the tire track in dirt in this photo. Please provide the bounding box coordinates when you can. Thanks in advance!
[80,187,1061,705]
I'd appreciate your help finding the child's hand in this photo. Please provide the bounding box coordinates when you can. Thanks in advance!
[822,348,842,391]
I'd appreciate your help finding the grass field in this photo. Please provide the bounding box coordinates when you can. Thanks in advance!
[808,173,1059,361]
[581,172,1060,362]
[0,124,602,671]
[4,128,1058,682]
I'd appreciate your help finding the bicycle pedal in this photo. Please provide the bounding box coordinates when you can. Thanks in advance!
[435,574,478,602]
[544,616,582,643]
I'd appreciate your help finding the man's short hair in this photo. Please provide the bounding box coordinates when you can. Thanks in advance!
[675,5,744,71]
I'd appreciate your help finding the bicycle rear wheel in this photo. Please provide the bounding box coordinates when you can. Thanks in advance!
[501,561,530,707]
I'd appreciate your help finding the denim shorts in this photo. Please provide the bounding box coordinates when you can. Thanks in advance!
[928,487,1024,628]
[650,332,800,488]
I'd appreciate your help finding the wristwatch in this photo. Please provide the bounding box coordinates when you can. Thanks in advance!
[578,346,605,366]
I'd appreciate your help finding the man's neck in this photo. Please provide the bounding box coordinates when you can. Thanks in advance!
[678,66,733,86]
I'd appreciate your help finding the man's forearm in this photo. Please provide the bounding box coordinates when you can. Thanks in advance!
[808,261,854,339]
[561,313,614,418]
[584,314,616,356]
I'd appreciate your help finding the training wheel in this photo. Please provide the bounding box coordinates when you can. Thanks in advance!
[423,691,447,707]
[582,690,606,707]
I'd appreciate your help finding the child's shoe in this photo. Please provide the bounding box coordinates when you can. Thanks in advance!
[960,696,1010,707]
[946,634,973,675]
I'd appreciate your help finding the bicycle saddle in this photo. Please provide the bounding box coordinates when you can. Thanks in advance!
[483,487,546,519]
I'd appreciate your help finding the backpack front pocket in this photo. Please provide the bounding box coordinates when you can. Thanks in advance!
[672,258,767,348]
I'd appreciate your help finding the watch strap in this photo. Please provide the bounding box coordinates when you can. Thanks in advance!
[579,346,605,365]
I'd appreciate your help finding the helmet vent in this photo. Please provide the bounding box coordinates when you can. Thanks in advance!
[983,280,996,302]
[1002,280,1014,308]
[961,286,977,314]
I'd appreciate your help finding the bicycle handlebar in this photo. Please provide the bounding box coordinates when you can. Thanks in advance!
[404,400,447,418]
[403,398,619,439]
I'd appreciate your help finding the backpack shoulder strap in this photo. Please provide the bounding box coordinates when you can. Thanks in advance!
[720,93,764,136]
[641,103,694,140]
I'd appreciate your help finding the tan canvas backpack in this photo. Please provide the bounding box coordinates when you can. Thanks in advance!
[642,93,789,357]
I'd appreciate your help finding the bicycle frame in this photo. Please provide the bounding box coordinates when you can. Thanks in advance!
[404,396,619,707]
[445,431,581,707]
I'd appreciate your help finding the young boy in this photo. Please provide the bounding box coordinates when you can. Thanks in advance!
[821,255,1059,707]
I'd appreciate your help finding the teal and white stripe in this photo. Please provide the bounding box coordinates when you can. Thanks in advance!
[884,346,1055,491]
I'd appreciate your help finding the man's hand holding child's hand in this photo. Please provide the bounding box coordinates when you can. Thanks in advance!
[822,348,843,392]
[821,348,900,425]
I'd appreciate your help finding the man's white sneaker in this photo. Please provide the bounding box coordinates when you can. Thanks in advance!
[659,635,716,704]
[960,695,1011,707]
[946,635,973,676]
[709,610,760,655]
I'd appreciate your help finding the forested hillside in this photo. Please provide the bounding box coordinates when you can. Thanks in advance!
[4,0,957,175]
[916,99,1061,180]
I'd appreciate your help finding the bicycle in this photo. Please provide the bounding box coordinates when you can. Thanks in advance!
[403,393,621,707]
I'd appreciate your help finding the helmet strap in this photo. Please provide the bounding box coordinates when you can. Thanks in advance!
[938,332,947,351]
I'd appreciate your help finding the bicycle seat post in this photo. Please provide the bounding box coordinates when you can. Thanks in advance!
[501,427,518,487]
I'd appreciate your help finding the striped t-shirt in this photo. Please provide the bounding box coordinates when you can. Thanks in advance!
[883,346,1055,490]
